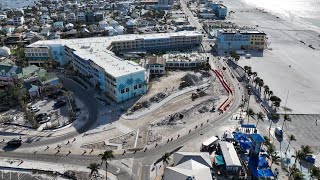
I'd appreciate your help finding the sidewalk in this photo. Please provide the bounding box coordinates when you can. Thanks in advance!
[0,157,118,180]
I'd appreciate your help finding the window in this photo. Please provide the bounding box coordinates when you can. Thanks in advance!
[126,87,129,92]
[134,85,137,90]
[139,84,142,88]
[121,89,125,94]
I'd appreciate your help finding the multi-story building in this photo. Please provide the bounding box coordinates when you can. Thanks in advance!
[86,12,95,24]
[94,12,105,22]
[126,19,137,34]
[26,31,202,102]
[67,13,77,22]
[215,29,267,51]
[77,12,86,22]
[12,16,25,25]
[210,2,227,19]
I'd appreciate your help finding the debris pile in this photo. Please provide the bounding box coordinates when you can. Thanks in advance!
[147,130,163,144]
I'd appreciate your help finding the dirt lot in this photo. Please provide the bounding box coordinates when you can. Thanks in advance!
[118,70,228,147]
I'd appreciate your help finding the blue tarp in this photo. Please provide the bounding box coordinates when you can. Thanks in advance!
[251,134,265,143]
[248,156,274,177]
[239,141,252,150]
[233,132,250,142]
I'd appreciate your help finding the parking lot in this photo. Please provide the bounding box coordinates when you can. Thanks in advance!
[0,95,71,130]
[28,96,70,129]
[283,114,320,152]
[0,170,51,180]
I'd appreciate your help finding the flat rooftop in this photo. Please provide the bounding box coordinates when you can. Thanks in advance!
[218,29,266,35]
[28,31,202,48]
[27,31,202,77]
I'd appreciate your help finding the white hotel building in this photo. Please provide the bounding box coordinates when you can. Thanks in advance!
[25,31,202,102]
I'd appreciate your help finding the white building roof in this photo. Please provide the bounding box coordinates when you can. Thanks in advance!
[219,141,241,167]
[164,160,213,180]
[27,31,202,77]
[173,152,212,168]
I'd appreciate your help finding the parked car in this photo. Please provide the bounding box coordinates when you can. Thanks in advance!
[36,113,50,122]
[7,139,22,147]
[28,106,40,112]
[275,127,283,137]
[305,154,316,164]
[54,100,67,108]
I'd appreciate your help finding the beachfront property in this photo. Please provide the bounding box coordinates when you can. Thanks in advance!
[164,52,207,68]
[205,1,227,19]
[215,29,267,52]
[26,31,203,102]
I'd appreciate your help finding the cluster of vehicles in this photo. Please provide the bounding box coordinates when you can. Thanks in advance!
[27,99,67,124]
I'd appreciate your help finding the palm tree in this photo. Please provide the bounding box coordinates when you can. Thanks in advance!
[99,150,114,180]
[293,150,304,164]
[301,145,313,156]
[161,152,171,167]
[63,90,74,113]
[284,114,291,121]
[248,108,255,117]
[87,163,100,179]
[253,77,260,87]
[285,135,297,154]
[244,66,251,73]
[257,79,264,92]
[282,114,291,129]
[288,164,299,178]
[270,153,281,167]
[288,164,304,180]
[268,90,273,99]
[263,136,271,147]
[266,144,280,167]
[256,112,265,127]
[263,85,270,96]
[292,170,304,180]
[310,166,320,180]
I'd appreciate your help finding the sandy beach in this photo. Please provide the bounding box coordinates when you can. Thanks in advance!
[222,0,320,114]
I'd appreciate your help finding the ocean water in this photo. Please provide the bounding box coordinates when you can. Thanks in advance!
[0,0,39,9]
[242,0,320,30]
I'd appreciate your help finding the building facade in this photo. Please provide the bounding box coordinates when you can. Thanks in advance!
[26,31,202,102]
[211,3,227,19]
[216,29,267,51]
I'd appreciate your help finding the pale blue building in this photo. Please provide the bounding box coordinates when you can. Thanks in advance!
[211,3,227,19]
[26,31,202,102]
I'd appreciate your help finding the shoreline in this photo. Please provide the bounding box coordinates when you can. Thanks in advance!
[222,0,320,114]
[223,0,320,34]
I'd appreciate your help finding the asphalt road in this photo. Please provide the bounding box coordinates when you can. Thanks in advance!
[180,0,203,31]
[0,65,243,180]
[0,7,243,179]
[10,77,102,148]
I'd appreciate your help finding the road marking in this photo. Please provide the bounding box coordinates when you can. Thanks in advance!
[116,167,120,173]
